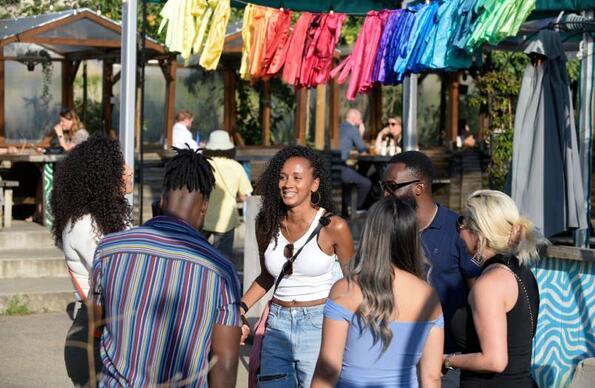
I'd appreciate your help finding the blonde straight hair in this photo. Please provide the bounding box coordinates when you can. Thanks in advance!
[464,190,547,265]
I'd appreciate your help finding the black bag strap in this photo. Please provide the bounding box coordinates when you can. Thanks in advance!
[272,212,333,294]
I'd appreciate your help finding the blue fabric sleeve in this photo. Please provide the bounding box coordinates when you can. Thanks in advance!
[432,314,445,329]
[324,299,354,322]
[351,126,367,153]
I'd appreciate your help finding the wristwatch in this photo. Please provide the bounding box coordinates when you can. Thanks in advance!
[443,354,455,370]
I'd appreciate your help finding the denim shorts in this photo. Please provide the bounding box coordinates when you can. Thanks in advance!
[258,303,325,388]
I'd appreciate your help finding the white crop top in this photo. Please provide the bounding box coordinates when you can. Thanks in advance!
[264,208,337,302]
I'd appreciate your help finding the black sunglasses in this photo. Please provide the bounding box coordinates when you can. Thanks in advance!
[388,122,399,126]
[380,179,420,193]
[281,244,295,276]
[456,215,466,233]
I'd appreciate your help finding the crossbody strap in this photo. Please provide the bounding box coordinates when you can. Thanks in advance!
[487,263,535,337]
[272,212,333,294]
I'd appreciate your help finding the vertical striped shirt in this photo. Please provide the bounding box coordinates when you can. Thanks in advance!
[91,216,241,387]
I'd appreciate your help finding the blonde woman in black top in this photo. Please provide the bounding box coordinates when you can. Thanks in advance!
[448,190,545,387]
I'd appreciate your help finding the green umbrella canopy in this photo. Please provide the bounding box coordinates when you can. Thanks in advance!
[531,0,595,20]
[230,0,594,15]
[230,0,401,14]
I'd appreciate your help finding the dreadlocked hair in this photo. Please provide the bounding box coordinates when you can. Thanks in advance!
[255,146,335,252]
[163,147,216,198]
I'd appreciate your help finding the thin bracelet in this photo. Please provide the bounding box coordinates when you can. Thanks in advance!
[240,301,249,314]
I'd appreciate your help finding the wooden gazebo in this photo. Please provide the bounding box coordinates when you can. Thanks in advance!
[0,8,177,145]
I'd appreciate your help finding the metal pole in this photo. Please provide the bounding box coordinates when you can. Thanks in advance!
[402,74,418,151]
[401,0,418,152]
[574,10,594,248]
[139,0,147,223]
[120,0,137,207]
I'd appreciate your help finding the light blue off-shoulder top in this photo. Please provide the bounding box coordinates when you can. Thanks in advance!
[324,299,444,388]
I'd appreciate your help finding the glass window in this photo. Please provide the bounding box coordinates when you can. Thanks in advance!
[4,59,62,143]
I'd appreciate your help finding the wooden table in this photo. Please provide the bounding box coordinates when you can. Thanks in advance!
[0,153,66,228]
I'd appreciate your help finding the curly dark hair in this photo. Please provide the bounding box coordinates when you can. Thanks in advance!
[51,134,131,246]
[255,146,335,251]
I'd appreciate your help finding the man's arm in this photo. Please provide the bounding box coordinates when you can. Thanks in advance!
[209,324,241,388]
[352,126,367,154]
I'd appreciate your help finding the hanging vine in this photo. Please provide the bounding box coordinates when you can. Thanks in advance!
[38,50,53,105]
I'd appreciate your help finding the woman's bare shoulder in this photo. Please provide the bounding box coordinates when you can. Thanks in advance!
[329,278,362,311]
[396,270,442,320]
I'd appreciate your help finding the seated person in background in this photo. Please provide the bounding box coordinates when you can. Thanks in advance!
[202,130,253,260]
[375,116,402,156]
[172,109,198,150]
[339,108,371,212]
[457,119,477,149]
[43,108,89,152]
[312,197,443,388]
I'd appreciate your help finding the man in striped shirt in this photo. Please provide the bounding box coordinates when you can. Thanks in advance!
[90,148,242,387]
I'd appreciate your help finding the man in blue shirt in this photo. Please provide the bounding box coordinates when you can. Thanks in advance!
[339,108,372,211]
[382,151,481,388]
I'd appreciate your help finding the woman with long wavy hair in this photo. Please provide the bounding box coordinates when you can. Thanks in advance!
[312,197,444,388]
[239,146,354,387]
[51,134,132,387]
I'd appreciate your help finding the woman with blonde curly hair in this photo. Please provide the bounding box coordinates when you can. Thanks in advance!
[447,190,545,387]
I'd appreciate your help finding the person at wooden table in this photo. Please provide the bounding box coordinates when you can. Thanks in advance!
[43,108,89,152]
[339,108,371,213]
[375,116,402,156]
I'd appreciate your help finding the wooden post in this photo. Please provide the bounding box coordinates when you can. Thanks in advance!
[135,86,142,152]
[478,107,489,143]
[164,58,177,150]
[329,79,340,149]
[0,47,4,142]
[315,84,327,150]
[449,72,460,145]
[223,68,237,136]
[82,61,88,124]
[295,87,308,145]
[261,81,271,146]
[370,84,383,138]
[439,74,447,146]
[102,61,114,135]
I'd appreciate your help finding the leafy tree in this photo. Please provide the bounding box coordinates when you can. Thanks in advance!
[0,0,164,42]
[467,51,527,189]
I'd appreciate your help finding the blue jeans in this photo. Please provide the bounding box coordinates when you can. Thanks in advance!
[258,303,325,388]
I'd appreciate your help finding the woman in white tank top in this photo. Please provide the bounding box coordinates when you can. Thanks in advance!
[51,135,132,387]
[240,146,354,388]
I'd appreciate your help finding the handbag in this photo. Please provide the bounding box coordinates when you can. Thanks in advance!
[248,212,332,388]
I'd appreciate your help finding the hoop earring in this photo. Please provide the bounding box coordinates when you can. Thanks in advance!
[311,191,321,206]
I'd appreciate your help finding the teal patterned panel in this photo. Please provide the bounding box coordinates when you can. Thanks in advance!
[43,163,54,229]
[531,257,595,387]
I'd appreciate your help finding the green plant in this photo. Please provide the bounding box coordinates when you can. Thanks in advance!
[2,295,31,315]
[236,78,261,145]
[468,51,528,189]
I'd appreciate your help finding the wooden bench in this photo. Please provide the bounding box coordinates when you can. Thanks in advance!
[0,180,19,228]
